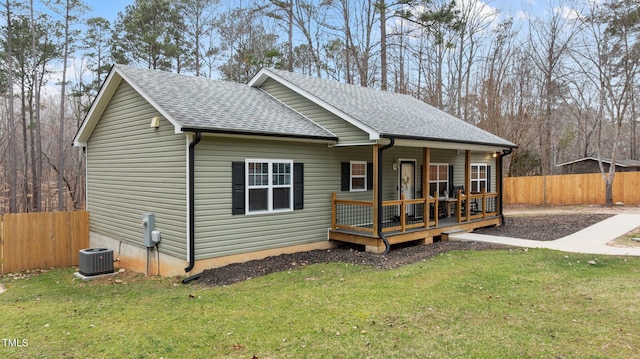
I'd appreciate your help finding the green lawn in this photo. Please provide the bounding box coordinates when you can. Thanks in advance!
[1,248,639,358]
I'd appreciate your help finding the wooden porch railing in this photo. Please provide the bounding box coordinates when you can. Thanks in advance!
[331,193,375,235]
[454,190,499,222]
[379,195,438,233]
[331,191,499,235]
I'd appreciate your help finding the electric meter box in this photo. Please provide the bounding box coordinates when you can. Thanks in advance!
[142,213,155,248]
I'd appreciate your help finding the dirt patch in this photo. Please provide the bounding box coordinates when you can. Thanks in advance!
[197,241,508,287]
[0,284,5,294]
[608,227,640,248]
[474,213,613,241]
[197,213,611,287]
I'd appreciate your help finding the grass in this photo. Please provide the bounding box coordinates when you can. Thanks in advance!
[1,248,639,358]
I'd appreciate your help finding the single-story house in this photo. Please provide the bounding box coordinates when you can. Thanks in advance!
[557,157,640,174]
[73,65,517,276]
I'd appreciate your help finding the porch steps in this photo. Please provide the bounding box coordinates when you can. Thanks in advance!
[441,229,470,241]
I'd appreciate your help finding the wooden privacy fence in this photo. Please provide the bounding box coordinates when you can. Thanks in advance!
[1,211,89,274]
[504,172,640,205]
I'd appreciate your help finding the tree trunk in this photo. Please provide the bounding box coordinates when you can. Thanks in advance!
[605,175,614,206]
[379,0,387,91]
[287,0,293,72]
[58,0,70,211]
[5,0,18,213]
[31,0,41,212]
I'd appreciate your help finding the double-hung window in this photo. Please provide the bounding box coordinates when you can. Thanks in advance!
[246,159,293,213]
[429,163,449,197]
[471,164,488,193]
[350,161,367,191]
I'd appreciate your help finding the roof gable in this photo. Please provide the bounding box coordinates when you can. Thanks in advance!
[249,68,516,149]
[74,65,337,146]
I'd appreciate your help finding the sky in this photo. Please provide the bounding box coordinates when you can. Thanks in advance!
[82,0,539,23]
[85,0,129,21]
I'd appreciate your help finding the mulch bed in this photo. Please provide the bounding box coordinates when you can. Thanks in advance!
[196,213,613,287]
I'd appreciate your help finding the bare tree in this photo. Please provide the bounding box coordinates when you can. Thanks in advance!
[452,0,496,120]
[574,0,639,205]
[177,0,219,76]
[526,0,580,175]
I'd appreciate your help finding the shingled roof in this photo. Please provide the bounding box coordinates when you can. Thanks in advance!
[74,65,337,146]
[250,68,516,148]
[75,65,516,149]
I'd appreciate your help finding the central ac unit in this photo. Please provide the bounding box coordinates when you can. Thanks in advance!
[78,248,114,276]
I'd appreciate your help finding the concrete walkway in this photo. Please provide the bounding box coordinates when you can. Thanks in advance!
[450,214,640,256]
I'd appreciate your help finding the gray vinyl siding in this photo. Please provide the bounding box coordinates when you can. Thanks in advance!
[193,138,412,259]
[380,148,497,199]
[191,140,439,260]
[432,149,496,192]
[86,80,187,258]
[259,78,371,144]
[193,137,341,259]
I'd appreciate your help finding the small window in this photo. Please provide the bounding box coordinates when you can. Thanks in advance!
[429,163,449,197]
[471,164,488,193]
[246,159,293,213]
[350,161,367,191]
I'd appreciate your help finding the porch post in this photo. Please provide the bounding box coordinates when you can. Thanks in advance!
[372,144,379,235]
[495,152,502,218]
[423,148,430,224]
[465,150,471,222]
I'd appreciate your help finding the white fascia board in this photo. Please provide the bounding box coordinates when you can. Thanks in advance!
[73,69,122,147]
[248,68,381,141]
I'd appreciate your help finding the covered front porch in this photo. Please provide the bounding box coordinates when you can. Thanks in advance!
[328,143,507,253]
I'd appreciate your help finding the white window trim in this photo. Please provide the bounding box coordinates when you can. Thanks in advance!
[245,159,293,214]
[471,163,488,193]
[429,162,449,196]
[350,160,367,192]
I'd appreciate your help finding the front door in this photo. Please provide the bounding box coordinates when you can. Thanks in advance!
[399,160,416,216]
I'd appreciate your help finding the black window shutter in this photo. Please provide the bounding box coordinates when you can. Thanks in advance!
[367,162,374,190]
[341,162,350,191]
[231,162,245,215]
[486,166,491,192]
[294,163,304,210]
[448,165,454,194]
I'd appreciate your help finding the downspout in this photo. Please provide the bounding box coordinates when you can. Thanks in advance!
[377,138,395,254]
[499,148,513,224]
[185,131,202,273]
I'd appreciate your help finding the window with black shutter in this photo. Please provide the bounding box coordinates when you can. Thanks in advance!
[341,161,373,192]
[232,160,303,214]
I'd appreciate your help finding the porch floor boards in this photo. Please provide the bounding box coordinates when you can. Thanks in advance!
[329,215,502,253]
